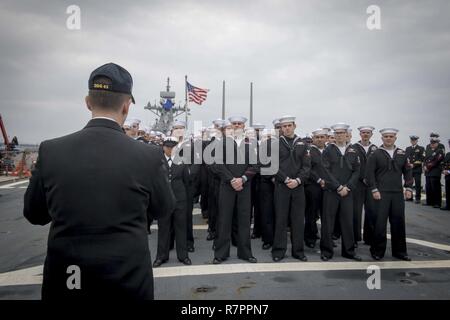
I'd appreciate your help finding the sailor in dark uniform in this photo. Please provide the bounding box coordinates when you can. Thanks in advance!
[250,123,266,240]
[212,116,257,264]
[205,119,226,241]
[258,128,277,250]
[424,137,445,208]
[405,135,425,204]
[352,126,378,246]
[320,123,362,261]
[153,136,192,267]
[304,128,327,248]
[426,133,446,153]
[441,139,450,211]
[272,115,311,262]
[366,128,413,261]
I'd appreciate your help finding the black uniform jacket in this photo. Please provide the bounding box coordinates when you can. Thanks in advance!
[352,141,378,184]
[23,118,175,299]
[365,146,414,193]
[275,135,311,184]
[213,136,257,184]
[424,147,445,177]
[405,145,425,171]
[322,143,360,191]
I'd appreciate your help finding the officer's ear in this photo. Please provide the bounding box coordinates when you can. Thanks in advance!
[85,96,93,111]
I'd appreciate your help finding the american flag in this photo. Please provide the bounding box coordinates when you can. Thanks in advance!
[186,81,208,105]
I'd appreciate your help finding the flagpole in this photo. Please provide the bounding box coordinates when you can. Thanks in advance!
[250,82,253,127]
[185,75,188,129]
[222,80,225,119]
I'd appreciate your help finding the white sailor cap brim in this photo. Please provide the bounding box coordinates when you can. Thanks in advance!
[331,123,350,131]
[357,126,375,132]
[213,119,226,127]
[172,120,187,128]
[252,123,265,130]
[312,128,329,136]
[279,115,296,124]
[223,120,232,127]
[379,128,399,135]
[228,116,247,123]
[272,118,281,126]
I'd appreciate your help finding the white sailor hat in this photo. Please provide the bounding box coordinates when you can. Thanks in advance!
[311,128,329,136]
[245,127,255,132]
[331,123,350,131]
[172,120,187,128]
[278,115,296,124]
[223,120,232,128]
[357,125,375,132]
[347,128,353,134]
[252,123,265,130]
[149,130,156,136]
[213,119,226,127]
[163,136,179,147]
[379,128,399,135]
[272,118,281,127]
[228,116,247,124]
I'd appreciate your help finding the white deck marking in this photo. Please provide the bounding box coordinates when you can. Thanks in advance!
[0,180,29,189]
[1,260,450,286]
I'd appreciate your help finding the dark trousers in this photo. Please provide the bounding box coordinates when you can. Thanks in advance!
[186,185,194,248]
[304,183,322,246]
[426,176,442,207]
[272,183,305,258]
[156,202,188,261]
[251,176,262,237]
[445,175,450,209]
[200,165,209,216]
[214,183,253,260]
[207,177,220,234]
[260,179,275,245]
[362,188,377,246]
[371,192,407,258]
[412,171,422,201]
[320,191,355,258]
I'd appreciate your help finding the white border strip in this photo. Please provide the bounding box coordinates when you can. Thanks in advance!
[0,180,29,189]
[1,260,450,286]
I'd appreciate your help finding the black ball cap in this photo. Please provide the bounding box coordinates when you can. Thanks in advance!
[88,63,135,104]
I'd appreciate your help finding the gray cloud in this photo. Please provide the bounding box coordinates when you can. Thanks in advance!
[1,0,449,148]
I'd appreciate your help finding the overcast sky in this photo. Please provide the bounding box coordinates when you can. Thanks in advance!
[1,0,449,148]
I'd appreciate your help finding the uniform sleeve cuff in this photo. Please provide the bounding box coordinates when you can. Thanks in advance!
[337,185,344,192]
[296,178,302,185]
[317,178,322,184]
[284,177,290,184]
[242,175,248,183]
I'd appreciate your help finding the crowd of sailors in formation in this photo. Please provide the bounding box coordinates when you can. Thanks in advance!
[122,116,450,267]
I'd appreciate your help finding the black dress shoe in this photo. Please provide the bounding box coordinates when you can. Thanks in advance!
[262,243,272,250]
[394,255,411,261]
[246,257,258,263]
[293,255,308,262]
[206,232,215,241]
[433,205,441,208]
[213,258,223,264]
[320,255,330,261]
[153,259,165,267]
[272,256,283,262]
[441,207,450,211]
[371,254,382,261]
[187,246,195,253]
[344,255,362,261]
[305,242,315,249]
[180,257,192,265]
